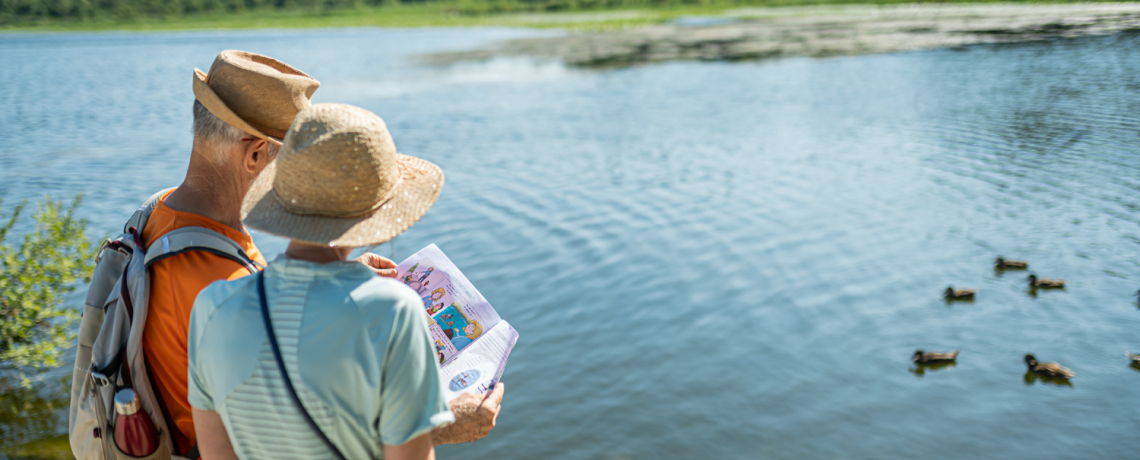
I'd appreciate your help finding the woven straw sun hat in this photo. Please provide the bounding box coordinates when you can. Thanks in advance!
[193,50,320,146]
[241,103,444,247]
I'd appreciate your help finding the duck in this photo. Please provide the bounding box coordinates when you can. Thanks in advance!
[1027,274,1065,289]
[994,257,1029,269]
[944,286,976,300]
[1024,354,1074,379]
[913,349,959,364]
[1127,352,1140,366]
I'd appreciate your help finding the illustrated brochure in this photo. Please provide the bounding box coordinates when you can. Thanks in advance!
[396,244,519,401]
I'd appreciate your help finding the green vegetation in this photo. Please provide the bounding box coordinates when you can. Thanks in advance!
[2,0,1123,32]
[0,195,93,374]
[0,195,93,458]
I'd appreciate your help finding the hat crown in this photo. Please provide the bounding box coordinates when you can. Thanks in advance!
[272,104,400,217]
[204,50,320,135]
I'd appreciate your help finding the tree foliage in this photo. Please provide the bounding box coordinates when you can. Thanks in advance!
[0,0,736,24]
[0,195,94,373]
[0,0,386,22]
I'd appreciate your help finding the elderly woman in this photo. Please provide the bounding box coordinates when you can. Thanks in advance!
[187,103,473,460]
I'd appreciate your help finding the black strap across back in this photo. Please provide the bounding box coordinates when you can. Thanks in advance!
[256,272,348,460]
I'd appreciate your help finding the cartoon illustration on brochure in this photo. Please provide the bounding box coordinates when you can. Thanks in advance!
[432,304,483,352]
[423,287,445,310]
[427,300,448,316]
[433,339,448,364]
[401,262,442,295]
[400,263,418,286]
[417,266,434,285]
[449,369,481,391]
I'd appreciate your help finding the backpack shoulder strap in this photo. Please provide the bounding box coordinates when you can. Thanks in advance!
[124,187,262,275]
[143,226,262,274]
[130,226,258,458]
[125,187,176,235]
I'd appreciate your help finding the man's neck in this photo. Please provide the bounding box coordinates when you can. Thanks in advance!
[164,153,247,233]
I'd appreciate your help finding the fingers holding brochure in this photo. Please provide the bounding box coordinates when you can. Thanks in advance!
[355,252,399,278]
[432,383,505,445]
[484,382,505,425]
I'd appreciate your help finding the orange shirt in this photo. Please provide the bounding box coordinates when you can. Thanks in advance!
[141,190,266,453]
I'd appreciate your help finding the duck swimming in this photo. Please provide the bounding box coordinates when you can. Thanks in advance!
[1027,274,1065,289]
[944,286,976,300]
[1025,354,1074,379]
[1127,352,1140,366]
[913,349,959,364]
[994,257,1029,269]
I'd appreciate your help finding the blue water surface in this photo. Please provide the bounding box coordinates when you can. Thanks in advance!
[2,27,1140,459]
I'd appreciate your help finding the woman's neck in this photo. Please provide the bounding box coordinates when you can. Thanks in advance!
[285,241,352,264]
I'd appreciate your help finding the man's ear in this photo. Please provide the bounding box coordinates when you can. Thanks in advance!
[243,138,269,174]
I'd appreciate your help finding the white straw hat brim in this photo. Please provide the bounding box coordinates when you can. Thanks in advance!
[241,154,444,247]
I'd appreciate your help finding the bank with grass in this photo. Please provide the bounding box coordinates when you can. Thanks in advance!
[2,0,1137,32]
[420,3,1140,66]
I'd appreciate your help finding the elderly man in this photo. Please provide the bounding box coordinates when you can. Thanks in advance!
[143,50,503,457]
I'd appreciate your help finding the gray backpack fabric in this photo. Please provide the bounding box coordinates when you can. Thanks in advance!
[69,189,261,460]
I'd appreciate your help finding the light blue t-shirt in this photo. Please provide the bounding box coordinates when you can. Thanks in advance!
[187,255,454,459]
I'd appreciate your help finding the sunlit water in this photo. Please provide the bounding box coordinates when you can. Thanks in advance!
[2,27,1140,459]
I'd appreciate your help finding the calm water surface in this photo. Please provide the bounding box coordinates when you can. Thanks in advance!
[2,28,1140,459]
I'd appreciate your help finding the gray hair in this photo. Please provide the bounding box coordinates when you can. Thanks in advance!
[192,100,279,163]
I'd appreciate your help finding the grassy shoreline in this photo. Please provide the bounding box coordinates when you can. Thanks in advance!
[2,0,1132,33]
[423,2,1140,66]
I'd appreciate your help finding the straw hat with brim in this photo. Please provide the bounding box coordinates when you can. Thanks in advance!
[242,103,444,247]
[193,50,320,146]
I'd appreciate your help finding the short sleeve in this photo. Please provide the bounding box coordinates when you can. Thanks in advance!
[186,281,224,411]
[378,289,454,446]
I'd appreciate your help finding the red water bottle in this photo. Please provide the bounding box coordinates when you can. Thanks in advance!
[114,388,158,456]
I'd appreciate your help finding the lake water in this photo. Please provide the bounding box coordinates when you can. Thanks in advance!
[3,27,1140,459]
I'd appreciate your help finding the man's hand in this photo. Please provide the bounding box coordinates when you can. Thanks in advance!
[432,383,505,445]
[354,253,398,278]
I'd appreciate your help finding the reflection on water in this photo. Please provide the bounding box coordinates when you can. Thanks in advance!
[2,28,1140,459]
[909,361,956,377]
[1023,371,1074,388]
[0,377,70,459]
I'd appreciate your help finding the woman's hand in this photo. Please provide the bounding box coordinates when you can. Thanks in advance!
[431,383,505,445]
[354,253,398,278]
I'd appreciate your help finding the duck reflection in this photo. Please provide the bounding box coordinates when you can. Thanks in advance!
[1023,371,1074,387]
[910,361,957,377]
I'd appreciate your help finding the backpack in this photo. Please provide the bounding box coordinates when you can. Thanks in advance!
[68,189,261,460]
